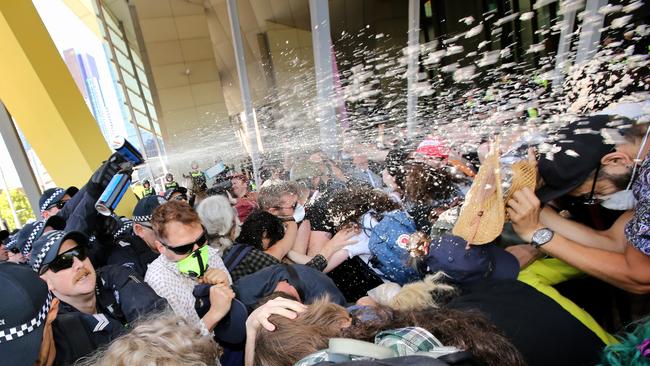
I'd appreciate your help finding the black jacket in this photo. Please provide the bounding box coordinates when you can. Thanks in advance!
[52,265,168,365]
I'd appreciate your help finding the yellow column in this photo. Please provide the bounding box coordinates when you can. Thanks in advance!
[0,1,136,215]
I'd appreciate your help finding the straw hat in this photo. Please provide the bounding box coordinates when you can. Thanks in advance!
[452,144,505,245]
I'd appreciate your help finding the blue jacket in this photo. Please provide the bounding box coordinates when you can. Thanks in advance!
[233,264,347,311]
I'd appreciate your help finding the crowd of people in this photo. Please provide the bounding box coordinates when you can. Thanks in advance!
[1,35,650,366]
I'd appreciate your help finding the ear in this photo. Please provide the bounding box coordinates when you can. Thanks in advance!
[154,240,166,254]
[133,223,143,237]
[601,151,633,167]
[41,211,51,219]
[40,273,55,291]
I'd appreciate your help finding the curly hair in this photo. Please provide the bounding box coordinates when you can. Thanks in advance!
[254,297,525,366]
[326,184,401,232]
[235,210,285,250]
[76,312,220,366]
[402,161,457,205]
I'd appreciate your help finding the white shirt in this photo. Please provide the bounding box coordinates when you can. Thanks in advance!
[144,246,232,334]
[344,212,385,277]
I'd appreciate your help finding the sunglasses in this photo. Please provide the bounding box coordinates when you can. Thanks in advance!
[46,201,66,211]
[273,202,298,211]
[159,227,208,255]
[39,246,87,275]
[10,248,20,254]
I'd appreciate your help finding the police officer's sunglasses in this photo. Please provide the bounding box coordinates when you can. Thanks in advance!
[39,246,88,275]
[46,201,66,211]
[158,227,208,255]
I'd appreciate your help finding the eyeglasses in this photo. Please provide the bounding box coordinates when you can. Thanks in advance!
[39,246,87,275]
[273,202,298,211]
[582,163,602,206]
[46,201,66,211]
[159,227,208,255]
[10,248,20,254]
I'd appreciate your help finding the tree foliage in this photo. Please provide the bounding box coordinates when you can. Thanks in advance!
[0,188,36,231]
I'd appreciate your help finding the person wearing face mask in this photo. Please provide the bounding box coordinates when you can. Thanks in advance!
[144,200,238,336]
[507,115,650,294]
[507,115,650,268]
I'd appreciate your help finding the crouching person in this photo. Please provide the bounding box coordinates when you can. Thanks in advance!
[30,230,168,365]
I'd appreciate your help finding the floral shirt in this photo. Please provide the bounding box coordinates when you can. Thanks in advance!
[144,246,231,334]
[625,152,650,256]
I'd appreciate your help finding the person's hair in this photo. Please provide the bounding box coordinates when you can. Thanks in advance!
[327,184,401,232]
[235,210,284,250]
[258,182,298,211]
[600,318,650,366]
[585,164,634,192]
[384,147,412,191]
[254,297,525,366]
[403,162,456,204]
[76,312,220,366]
[619,117,649,143]
[388,273,457,311]
[196,195,238,253]
[151,200,201,241]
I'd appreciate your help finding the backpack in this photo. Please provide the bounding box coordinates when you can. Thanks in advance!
[368,211,422,285]
[295,326,480,366]
[222,243,254,272]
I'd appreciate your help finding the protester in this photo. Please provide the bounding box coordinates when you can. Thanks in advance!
[164,186,189,202]
[144,200,237,335]
[230,173,259,222]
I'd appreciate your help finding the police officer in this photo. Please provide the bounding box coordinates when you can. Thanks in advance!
[185,161,207,191]
[31,230,167,364]
[164,173,179,190]
[142,179,156,197]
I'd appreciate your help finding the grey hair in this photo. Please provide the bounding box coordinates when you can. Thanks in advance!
[196,195,239,254]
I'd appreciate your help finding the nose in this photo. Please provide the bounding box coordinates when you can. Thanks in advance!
[72,256,85,270]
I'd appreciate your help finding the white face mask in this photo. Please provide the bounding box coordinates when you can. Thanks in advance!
[293,204,306,223]
[599,190,637,211]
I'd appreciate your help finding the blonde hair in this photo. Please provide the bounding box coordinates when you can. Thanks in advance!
[76,312,220,366]
[389,273,457,311]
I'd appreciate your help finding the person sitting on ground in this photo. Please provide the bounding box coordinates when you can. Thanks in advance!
[144,200,236,335]
[233,263,347,313]
[31,230,167,364]
[200,197,353,280]
[75,311,221,366]
[249,296,525,366]
[358,272,607,366]
[106,195,166,277]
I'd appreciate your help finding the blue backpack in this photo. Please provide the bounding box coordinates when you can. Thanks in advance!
[368,211,423,285]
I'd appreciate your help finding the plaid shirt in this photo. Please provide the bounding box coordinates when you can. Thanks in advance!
[225,246,328,282]
[294,326,458,365]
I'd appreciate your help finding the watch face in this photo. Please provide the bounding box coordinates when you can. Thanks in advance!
[533,229,553,245]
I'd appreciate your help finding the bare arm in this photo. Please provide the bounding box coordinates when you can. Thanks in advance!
[293,220,311,255]
[509,188,650,294]
[307,231,332,256]
[540,206,632,252]
[265,221,298,261]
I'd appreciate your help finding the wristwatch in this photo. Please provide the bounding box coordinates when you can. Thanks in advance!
[531,228,554,248]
